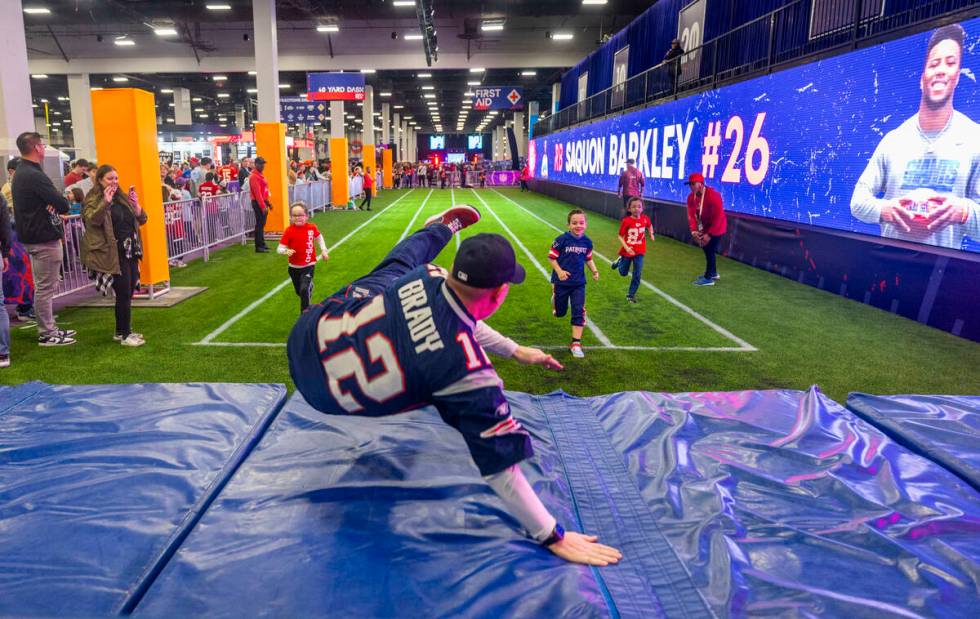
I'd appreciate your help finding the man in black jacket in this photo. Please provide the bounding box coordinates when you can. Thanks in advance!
[664,38,685,91]
[11,132,76,346]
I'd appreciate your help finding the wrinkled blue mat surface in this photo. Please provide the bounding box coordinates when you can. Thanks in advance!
[0,382,287,617]
[2,383,978,617]
[136,387,980,618]
[847,393,980,493]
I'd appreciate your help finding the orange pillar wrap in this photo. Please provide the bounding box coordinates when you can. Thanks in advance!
[91,88,169,286]
[361,144,377,196]
[330,138,349,207]
[382,148,393,189]
[255,123,289,233]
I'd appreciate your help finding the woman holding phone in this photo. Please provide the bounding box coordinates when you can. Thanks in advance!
[80,165,148,346]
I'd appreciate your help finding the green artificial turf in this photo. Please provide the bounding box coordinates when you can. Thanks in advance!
[5,186,979,402]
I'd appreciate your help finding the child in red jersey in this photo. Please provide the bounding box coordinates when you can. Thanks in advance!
[278,202,329,312]
[611,196,654,303]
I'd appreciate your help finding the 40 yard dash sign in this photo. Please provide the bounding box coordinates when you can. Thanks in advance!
[306,72,366,102]
[472,86,524,111]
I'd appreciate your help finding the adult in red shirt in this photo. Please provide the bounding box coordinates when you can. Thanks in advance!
[685,172,727,286]
[63,159,89,188]
[359,166,374,211]
[519,163,530,192]
[612,196,655,302]
[249,156,273,252]
[618,158,645,212]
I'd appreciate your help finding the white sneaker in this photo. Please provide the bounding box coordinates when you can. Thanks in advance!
[120,333,145,347]
[569,343,585,358]
[0,354,9,368]
[114,332,143,342]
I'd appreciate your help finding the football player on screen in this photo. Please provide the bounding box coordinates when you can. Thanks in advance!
[850,23,980,250]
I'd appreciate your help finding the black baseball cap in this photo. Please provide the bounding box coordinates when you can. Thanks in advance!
[452,233,526,289]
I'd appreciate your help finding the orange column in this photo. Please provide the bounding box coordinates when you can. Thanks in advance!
[91,88,169,286]
[255,122,289,233]
[382,148,393,189]
[330,138,349,207]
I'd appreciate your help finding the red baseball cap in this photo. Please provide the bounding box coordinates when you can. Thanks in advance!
[687,172,705,184]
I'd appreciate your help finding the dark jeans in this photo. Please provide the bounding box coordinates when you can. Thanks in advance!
[289,264,316,312]
[520,180,529,191]
[702,234,721,278]
[113,255,139,337]
[252,201,268,250]
[623,194,640,212]
[617,253,645,297]
[360,191,372,210]
[552,284,586,327]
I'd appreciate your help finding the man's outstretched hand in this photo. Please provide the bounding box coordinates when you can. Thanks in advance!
[548,532,622,566]
[513,346,563,371]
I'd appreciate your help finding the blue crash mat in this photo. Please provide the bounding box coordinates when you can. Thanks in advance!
[846,393,980,493]
[0,381,287,617]
[135,388,980,618]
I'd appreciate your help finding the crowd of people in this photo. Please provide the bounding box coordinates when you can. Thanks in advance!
[393,161,492,189]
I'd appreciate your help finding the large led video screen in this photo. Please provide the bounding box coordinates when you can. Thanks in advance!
[429,135,446,150]
[530,18,980,253]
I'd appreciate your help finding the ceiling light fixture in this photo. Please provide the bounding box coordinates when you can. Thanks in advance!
[582,0,609,5]
[23,7,51,15]
[205,4,232,10]
[316,24,339,33]
[112,76,129,83]
[421,85,434,90]
[417,73,431,78]
[481,23,504,32]
[521,70,537,76]
[114,39,136,46]
[551,33,574,40]
[217,93,230,98]
[393,1,415,7]
[160,88,174,93]
[246,88,258,93]
[154,28,178,36]
[404,34,423,41]
[212,75,227,81]
[380,91,392,97]
[467,81,480,86]
[423,93,436,99]
[31,74,48,79]
[278,83,290,88]
[469,67,485,73]
[192,97,202,101]
[248,70,257,75]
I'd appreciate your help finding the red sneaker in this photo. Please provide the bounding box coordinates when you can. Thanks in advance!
[424,204,481,234]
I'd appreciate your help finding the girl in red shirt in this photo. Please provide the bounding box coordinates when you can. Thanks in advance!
[611,196,655,303]
[277,203,329,312]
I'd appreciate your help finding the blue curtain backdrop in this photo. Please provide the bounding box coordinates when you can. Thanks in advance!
[557,0,977,110]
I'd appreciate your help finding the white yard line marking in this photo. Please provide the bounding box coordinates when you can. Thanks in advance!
[195,189,417,346]
[469,189,614,347]
[397,189,434,242]
[489,188,757,352]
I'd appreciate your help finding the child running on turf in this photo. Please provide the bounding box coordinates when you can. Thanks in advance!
[611,196,655,303]
[278,202,329,313]
[548,209,599,358]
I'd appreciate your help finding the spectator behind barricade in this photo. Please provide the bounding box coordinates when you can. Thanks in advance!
[287,169,298,186]
[217,157,238,188]
[81,165,147,347]
[617,158,645,212]
[174,176,193,201]
[0,190,12,367]
[664,38,684,88]
[67,187,84,216]
[249,156,272,252]
[64,159,90,188]
[238,157,252,184]
[2,157,35,322]
[11,131,76,346]
[197,172,222,199]
[66,163,97,199]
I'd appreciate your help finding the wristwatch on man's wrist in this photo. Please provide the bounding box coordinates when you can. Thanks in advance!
[542,523,565,546]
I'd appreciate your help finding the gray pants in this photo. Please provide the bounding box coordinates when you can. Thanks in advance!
[23,239,63,337]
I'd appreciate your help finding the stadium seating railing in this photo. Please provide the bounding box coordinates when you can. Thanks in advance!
[533,0,975,137]
[53,180,332,299]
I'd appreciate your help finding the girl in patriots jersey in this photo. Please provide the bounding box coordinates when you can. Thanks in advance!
[548,209,599,358]
[278,203,329,313]
[611,197,655,303]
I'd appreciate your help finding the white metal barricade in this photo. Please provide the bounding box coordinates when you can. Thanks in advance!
[54,216,89,299]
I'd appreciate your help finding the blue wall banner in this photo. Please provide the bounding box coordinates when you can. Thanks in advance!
[532,18,980,254]
[306,72,366,102]
[472,86,524,111]
[280,97,328,123]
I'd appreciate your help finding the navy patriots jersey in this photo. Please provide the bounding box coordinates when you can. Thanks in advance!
[548,232,594,286]
[288,264,532,476]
